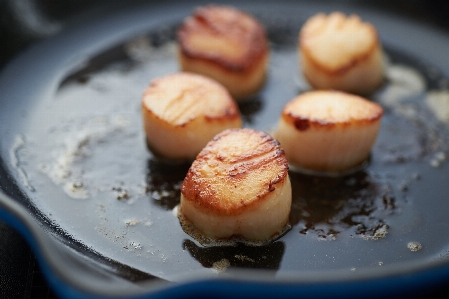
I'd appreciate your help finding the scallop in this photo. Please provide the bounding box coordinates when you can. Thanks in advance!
[274,90,383,174]
[179,128,291,243]
[299,12,385,95]
[141,72,242,161]
[177,5,269,100]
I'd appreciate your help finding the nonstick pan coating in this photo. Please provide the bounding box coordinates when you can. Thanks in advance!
[1,0,449,295]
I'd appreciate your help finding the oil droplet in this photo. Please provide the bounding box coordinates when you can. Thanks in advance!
[113,187,130,201]
[125,219,140,226]
[398,180,408,192]
[63,181,88,199]
[362,224,389,240]
[407,241,422,252]
[235,255,255,263]
[10,135,35,191]
[212,259,230,274]
[131,241,142,250]
[430,152,447,168]
[382,64,426,106]
[426,90,449,123]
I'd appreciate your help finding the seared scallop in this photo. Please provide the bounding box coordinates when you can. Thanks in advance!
[177,5,269,100]
[274,90,383,174]
[142,72,242,161]
[299,12,384,95]
[179,128,291,244]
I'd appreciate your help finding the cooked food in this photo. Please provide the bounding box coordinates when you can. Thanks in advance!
[274,90,383,174]
[179,128,291,244]
[141,72,242,161]
[299,12,385,95]
[177,5,269,100]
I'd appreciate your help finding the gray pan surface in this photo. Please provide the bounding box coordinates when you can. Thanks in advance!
[1,0,449,297]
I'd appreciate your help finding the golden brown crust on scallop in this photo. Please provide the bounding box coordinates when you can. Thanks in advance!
[177,5,269,99]
[300,12,378,74]
[141,72,242,160]
[181,128,289,216]
[299,12,384,94]
[178,5,267,70]
[282,90,383,129]
[274,90,383,173]
[142,73,240,126]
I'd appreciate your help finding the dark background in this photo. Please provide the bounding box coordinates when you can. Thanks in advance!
[1,0,449,298]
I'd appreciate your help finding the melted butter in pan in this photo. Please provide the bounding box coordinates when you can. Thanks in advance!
[10,27,449,276]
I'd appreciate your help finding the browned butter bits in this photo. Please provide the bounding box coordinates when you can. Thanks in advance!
[274,90,383,174]
[141,72,242,161]
[299,12,385,95]
[177,5,269,100]
[179,128,292,245]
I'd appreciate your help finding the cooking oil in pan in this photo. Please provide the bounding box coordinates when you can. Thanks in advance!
[9,22,449,278]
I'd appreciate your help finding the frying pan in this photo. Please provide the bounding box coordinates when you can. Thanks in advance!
[1,0,449,298]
